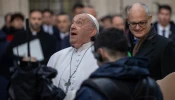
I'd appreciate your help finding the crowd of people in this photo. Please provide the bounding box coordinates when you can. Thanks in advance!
[0,2,175,100]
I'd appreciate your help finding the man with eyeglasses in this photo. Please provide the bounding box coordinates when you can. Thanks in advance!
[127,2,175,80]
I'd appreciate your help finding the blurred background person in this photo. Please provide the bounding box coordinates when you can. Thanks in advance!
[111,14,131,49]
[100,15,113,29]
[72,3,85,16]
[0,31,9,100]
[154,4,175,42]
[8,13,24,42]
[0,31,9,62]
[1,13,12,35]
[42,9,61,41]
[84,6,97,18]
[56,12,71,49]
[52,14,57,26]
[112,15,125,31]
[84,6,104,32]
[1,10,57,77]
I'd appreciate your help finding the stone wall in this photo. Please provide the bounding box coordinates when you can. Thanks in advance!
[0,0,29,28]
[1,0,175,28]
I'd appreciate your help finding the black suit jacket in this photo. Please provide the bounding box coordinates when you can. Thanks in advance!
[129,26,175,80]
[153,21,175,42]
[61,35,70,50]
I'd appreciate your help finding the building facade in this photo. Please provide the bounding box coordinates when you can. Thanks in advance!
[0,0,175,28]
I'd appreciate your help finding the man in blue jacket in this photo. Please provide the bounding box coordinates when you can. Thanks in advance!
[74,28,163,100]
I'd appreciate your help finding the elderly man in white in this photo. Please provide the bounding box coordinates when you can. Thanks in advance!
[47,13,99,100]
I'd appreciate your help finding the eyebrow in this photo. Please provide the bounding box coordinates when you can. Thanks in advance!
[72,17,87,23]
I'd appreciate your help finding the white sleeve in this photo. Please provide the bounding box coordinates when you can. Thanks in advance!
[47,53,57,68]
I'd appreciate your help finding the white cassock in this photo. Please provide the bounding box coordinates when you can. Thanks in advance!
[47,42,98,100]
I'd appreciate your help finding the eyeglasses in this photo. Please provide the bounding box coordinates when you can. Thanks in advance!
[128,19,149,28]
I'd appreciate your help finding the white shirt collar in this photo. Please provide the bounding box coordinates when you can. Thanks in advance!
[60,32,69,39]
[158,23,170,31]
[74,42,93,52]
[43,24,53,34]
[157,23,171,38]
[32,31,37,36]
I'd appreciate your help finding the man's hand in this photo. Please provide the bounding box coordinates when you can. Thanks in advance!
[22,56,37,62]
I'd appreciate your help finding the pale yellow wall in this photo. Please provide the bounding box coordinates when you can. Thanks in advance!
[0,0,29,28]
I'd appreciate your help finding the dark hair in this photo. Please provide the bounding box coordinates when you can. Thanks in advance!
[86,5,94,8]
[30,9,42,15]
[56,12,71,21]
[56,12,69,16]
[72,3,84,12]
[100,15,112,23]
[10,13,24,23]
[42,9,54,15]
[4,13,12,22]
[94,28,128,54]
[112,14,124,23]
[158,4,172,14]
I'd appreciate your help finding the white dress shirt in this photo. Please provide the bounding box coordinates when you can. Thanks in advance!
[157,24,171,38]
[43,24,54,35]
[32,31,37,36]
[60,32,69,40]
[47,42,98,100]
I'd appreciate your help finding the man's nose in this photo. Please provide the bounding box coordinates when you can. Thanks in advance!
[71,23,76,29]
[135,24,141,30]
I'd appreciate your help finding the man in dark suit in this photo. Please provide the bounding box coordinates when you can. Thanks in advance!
[154,4,175,42]
[1,13,12,35]
[1,10,57,71]
[42,9,61,50]
[55,12,71,49]
[127,3,175,80]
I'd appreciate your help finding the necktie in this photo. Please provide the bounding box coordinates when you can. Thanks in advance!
[162,30,165,37]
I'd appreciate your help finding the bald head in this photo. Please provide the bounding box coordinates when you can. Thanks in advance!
[127,3,152,39]
[127,2,149,17]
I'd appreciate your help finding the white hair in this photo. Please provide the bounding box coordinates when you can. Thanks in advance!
[127,2,150,17]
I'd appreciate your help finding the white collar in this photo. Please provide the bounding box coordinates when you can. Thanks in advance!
[43,24,52,27]
[32,31,37,36]
[60,32,69,36]
[74,42,93,52]
[158,23,170,31]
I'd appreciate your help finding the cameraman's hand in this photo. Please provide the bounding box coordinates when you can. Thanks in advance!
[23,56,37,62]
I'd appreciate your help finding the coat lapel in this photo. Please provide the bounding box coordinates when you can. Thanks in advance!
[135,35,156,57]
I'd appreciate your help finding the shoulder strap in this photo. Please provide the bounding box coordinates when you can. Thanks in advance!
[132,77,161,100]
[82,78,131,100]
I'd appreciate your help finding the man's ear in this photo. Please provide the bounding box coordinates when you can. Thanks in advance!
[126,18,129,23]
[149,15,152,23]
[98,48,108,61]
[90,28,97,37]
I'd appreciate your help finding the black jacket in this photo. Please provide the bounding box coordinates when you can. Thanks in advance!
[1,29,57,79]
[153,21,175,42]
[0,31,9,59]
[10,29,57,64]
[1,25,11,35]
[60,35,70,49]
[128,26,175,80]
[75,57,163,100]
[9,63,65,100]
